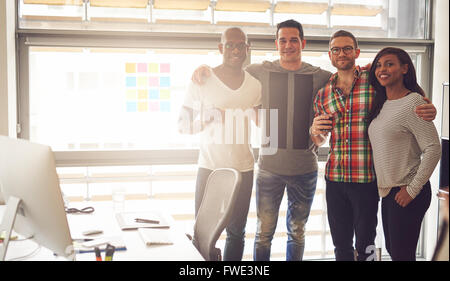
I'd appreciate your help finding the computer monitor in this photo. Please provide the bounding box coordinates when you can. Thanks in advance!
[0,136,73,260]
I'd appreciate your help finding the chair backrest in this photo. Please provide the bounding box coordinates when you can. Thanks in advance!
[192,168,242,261]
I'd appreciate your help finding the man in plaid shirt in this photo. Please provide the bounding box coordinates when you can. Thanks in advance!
[311,30,437,261]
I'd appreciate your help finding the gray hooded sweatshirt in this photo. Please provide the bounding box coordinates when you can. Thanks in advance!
[246,60,331,176]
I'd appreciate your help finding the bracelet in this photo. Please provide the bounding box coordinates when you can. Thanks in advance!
[309,126,320,137]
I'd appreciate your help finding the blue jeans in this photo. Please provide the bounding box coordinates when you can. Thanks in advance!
[195,168,254,261]
[253,169,317,261]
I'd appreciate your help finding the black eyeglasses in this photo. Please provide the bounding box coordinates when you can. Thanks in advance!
[224,42,248,51]
[65,206,95,214]
[330,46,354,55]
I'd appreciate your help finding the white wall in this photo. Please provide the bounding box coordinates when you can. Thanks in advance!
[0,0,17,137]
[425,0,449,260]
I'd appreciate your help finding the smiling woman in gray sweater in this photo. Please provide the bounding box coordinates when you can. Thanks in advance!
[367,47,441,261]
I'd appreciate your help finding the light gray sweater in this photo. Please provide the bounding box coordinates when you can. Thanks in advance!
[368,92,441,198]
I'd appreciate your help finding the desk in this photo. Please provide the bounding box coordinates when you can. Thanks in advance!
[0,200,204,261]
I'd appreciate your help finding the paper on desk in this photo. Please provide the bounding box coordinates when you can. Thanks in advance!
[138,228,173,246]
[73,236,126,253]
[115,211,171,230]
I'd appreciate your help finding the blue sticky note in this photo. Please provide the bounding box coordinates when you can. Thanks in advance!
[126,102,137,112]
[159,77,170,87]
[149,89,159,99]
[126,77,136,87]
[160,101,171,112]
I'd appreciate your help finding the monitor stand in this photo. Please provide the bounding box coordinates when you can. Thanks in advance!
[0,196,22,261]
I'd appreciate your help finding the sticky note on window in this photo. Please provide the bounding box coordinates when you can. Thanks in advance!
[137,77,148,88]
[160,63,170,73]
[137,63,147,73]
[159,89,170,99]
[138,89,148,100]
[138,101,148,112]
[149,63,159,73]
[149,77,159,87]
[149,89,159,99]
[149,101,159,112]
[160,101,171,112]
[160,77,170,87]
[126,102,137,112]
[126,77,136,87]
[126,63,136,73]
[126,89,137,101]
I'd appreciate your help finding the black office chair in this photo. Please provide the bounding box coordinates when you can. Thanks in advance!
[191,168,242,261]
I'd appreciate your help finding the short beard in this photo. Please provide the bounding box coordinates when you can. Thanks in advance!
[333,60,354,71]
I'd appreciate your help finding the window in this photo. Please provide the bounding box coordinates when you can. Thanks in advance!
[214,0,272,26]
[152,0,211,24]
[19,0,429,39]
[29,47,222,151]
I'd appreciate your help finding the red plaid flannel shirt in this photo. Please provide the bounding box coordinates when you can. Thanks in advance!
[313,66,376,183]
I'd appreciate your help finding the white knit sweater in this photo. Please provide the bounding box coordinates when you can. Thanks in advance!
[368,92,441,198]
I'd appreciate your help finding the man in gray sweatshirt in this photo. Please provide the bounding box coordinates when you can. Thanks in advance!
[248,20,331,261]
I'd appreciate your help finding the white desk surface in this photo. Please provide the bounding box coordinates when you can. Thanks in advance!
[0,200,204,261]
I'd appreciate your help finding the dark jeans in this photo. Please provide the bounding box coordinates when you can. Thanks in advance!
[195,167,254,261]
[382,181,431,261]
[326,179,380,261]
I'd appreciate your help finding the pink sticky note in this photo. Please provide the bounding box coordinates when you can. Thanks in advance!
[137,63,147,73]
[160,63,170,73]
[149,77,159,87]
[149,101,160,112]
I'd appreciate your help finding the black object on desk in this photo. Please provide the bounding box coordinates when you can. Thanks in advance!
[135,218,159,224]
[94,247,102,261]
[65,206,95,214]
[105,244,115,261]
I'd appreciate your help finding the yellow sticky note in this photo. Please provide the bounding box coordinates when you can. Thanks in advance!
[159,89,170,99]
[149,63,159,73]
[125,63,136,73]
[137,77,147,88]
[138,89,148,100]
[126,89,137,101]
[138,101,148,112]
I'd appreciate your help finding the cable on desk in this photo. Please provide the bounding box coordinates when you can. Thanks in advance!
[13,235,35,242]
[65,206,95,214]
[6,236,42,261]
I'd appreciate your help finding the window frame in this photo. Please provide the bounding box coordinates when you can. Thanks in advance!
[16,0,433,41]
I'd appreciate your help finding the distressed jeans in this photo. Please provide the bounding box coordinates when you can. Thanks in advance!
[253,169,317,261]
